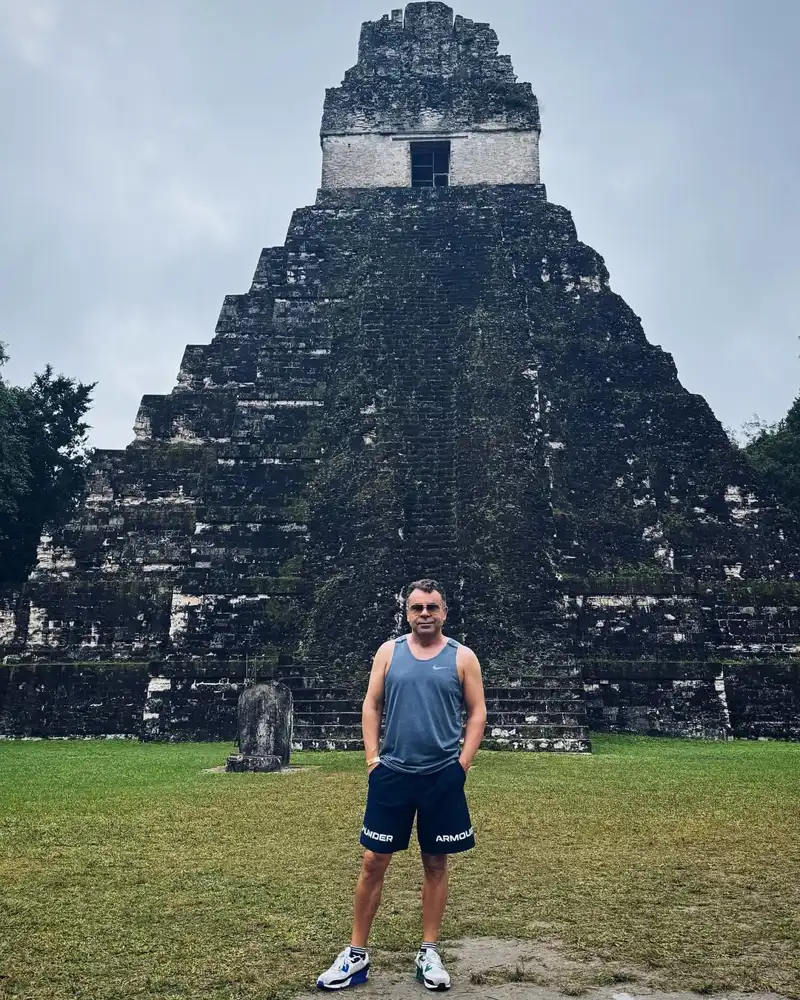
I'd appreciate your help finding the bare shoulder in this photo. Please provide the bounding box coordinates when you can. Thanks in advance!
[455,642,484,701]
[455,642,481,672]
[365,639,397,701]
[374,638,397,666]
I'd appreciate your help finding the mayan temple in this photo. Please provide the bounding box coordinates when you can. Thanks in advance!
[2,2,799,746]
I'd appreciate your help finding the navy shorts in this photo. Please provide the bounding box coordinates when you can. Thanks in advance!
[360,760,475,855]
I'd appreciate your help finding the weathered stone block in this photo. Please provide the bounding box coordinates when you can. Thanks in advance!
[0,662,149,738]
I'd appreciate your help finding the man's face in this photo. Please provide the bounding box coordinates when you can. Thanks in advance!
[406,588,447,638]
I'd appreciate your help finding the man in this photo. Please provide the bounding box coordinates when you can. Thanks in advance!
[317,579,487,992]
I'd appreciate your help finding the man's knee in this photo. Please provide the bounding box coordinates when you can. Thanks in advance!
[361,850,392,881]
[421,852,448,880]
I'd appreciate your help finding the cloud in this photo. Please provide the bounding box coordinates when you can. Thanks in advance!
[0,0,60,67]
[163,184,237,248]
[79,130,241,254]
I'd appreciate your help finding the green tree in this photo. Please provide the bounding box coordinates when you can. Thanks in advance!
[744,397,800,520]
[0,344,94,584]
[0,346,32,570]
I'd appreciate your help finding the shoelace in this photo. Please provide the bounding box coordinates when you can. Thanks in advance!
[421,948,445,971]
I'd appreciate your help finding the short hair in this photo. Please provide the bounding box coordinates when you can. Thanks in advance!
[405,578,447,605]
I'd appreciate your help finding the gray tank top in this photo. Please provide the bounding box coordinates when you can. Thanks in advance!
[380,635,463,775]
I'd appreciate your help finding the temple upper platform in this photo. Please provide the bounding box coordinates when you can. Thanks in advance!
[320,2,541,190]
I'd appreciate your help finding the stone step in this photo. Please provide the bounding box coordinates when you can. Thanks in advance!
[284,682,585,699]
[291,737,365,751]
[292,723,369,740]
[489,669,584,681]
[291,711,586,729]
[289,734,593,754]
[403,539,458,549]
[484,683,583,696]
[282,681,352,694]
[276,674,584,692]
[500,672,585,685]
[404,522,457,531]
[270,671,339,683]
[487,712,586,727]
[735,722,800,735]
[485,697,585,711]
[403,510,457,519]
[402,537,458,547]
[507,654,580,666]
[293,720,589,741]
[292,698,360,712]
[293,712,363,725]
[485,723,589,740]
[291,698,586,714]
[482,736,592,753]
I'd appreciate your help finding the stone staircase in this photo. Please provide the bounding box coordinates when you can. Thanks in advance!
[272,661,591,753]
[482,671,590,752]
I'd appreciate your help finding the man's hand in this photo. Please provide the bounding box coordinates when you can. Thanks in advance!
[459,756,471,774]
[368,761,380,774]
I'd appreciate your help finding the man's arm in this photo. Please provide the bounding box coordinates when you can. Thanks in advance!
[457,646,487,771]
[362,640,393,771]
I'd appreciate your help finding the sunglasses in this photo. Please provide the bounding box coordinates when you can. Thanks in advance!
[408,603,443,613]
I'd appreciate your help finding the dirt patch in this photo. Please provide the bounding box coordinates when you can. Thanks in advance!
[292,937,791,1000]
[201,765,318,774]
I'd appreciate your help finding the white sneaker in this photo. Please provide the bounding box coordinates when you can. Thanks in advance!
[316,948,370,991]
[415,948,451,991]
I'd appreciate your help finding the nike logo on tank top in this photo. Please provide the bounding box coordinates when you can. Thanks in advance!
[379,636,463,775]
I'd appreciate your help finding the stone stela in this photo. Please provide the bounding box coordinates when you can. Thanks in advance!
[226,681,293,774]
[1,2,798,747]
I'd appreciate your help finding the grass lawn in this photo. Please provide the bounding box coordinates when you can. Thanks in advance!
[0,736,798,1000]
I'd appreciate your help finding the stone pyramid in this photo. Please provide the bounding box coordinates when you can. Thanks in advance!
[3,3,798,748]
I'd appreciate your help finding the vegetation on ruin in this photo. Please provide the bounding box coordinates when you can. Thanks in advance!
[0,343,94,585]
[1,736,798,1000]
[743,397,800,521]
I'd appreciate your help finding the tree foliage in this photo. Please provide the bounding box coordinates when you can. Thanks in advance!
[0,344,94,585]
[743,397,800,520]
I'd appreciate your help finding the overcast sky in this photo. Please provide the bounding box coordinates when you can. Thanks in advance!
[1,0,798,449]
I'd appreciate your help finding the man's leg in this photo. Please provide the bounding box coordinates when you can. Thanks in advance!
[412,765,473,991]
[352,850,393,947]
[421,852,448,943]
[317,851,389,989]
